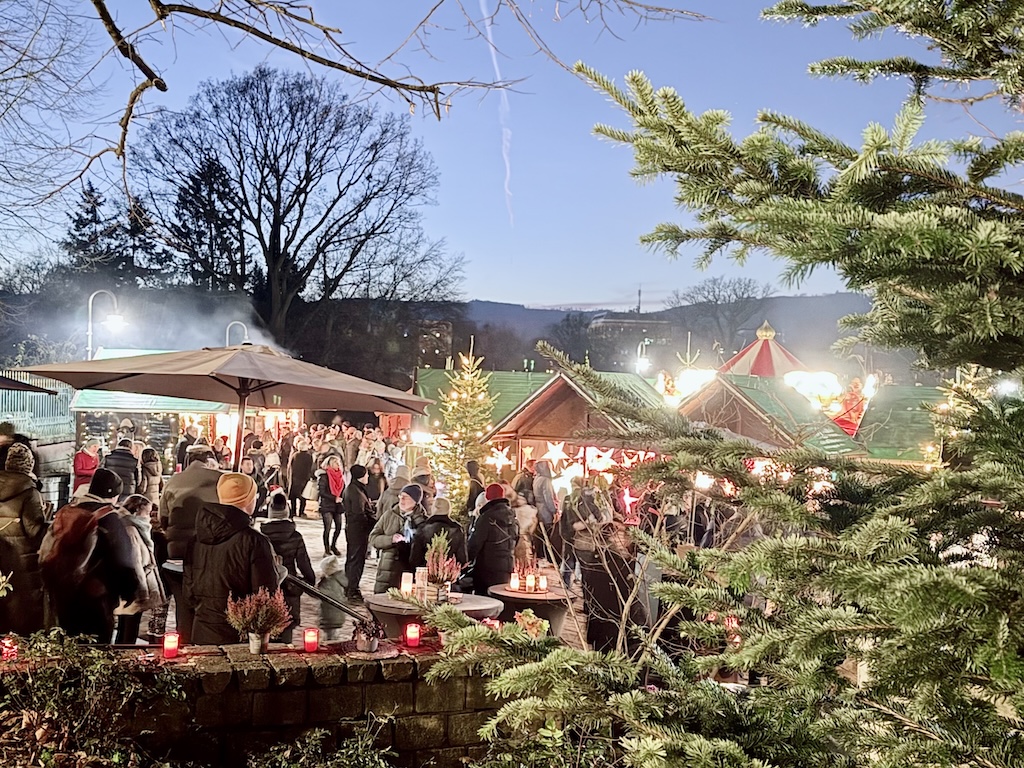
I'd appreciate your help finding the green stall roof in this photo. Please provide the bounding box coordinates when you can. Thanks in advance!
[722,374,865,456]
[858,385,944,462]
[413,368,553,429]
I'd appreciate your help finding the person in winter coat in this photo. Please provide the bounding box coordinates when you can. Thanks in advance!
[287,439,315,518]
[365,458,387,507]
[186,473,279,645]
[113,494,168,644]
[465,460,485,517]
[467,484,517,596]
[0,444,45,634]
[409,497,468,570]
[369,484,426,594]
[73,438,101,494]
[343,428,361,470]
[103,438,139,501]
[317,455,345,557]
[239,456,268,515]
[511,460,537,507]
[376,464,408,516]
[40,468,139,642]
[174,426,198,471]
[410,465,436,513]
[260,492,315,644]
[138,447,163,505]
[317,555,348,641]
[159,445,221,644]
[532,459,558,558]
[342,465,375,601]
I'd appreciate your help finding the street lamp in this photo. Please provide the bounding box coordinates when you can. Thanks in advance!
[636,337,654,375]
[87,290,126,360]
[226,321,251,347]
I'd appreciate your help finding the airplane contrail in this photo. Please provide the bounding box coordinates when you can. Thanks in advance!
[479,0,513,226]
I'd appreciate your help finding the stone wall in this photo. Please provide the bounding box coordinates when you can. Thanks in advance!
[139,642,499,768]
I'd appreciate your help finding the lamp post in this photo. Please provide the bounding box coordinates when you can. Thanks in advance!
[86,290,126,360]
[226,321,251,347]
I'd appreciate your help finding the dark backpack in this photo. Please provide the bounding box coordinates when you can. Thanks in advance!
[38,503,109,593]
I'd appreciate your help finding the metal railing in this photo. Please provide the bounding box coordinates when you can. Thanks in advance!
[0,370,75,445]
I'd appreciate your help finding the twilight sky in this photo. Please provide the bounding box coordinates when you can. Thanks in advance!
[87,1,1017,310]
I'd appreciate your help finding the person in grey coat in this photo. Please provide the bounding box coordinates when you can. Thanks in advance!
[103,439,139,501]
[369,484,426,594]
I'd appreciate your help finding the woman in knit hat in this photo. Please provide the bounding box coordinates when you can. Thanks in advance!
[186,473,280,644]
[368,483,426,594]
[467,483,517,596]
[0,443,45,635]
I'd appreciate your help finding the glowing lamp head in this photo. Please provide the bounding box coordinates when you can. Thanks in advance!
[102,313,127,332]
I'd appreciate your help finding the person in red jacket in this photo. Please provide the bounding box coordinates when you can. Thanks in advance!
[73,439,101,494]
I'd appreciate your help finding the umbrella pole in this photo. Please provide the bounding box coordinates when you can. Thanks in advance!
[233,385,249,472]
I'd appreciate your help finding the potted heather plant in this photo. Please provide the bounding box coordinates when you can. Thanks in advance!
[425,531,461,603]
[226,588,292,654]
[353,618,386,653]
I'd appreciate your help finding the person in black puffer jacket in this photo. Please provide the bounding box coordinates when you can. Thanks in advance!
[341,465,374,601]
[103,439,139,501]
[186,473,279,645]
[287,440,315,518]
[410,497,468,569]
[260,490,315,643]
[467,484,518,596]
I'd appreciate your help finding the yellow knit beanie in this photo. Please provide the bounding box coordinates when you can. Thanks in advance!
[217,472,257,508]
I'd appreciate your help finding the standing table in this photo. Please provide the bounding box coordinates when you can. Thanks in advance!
[364,593,504,639]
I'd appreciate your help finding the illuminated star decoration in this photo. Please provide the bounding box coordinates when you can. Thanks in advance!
[586,447,616,473]
[542,441,571,467]
[520,445,534,461]
[621,484,642,523]
[485,446,513,473]
[551,462,584,498]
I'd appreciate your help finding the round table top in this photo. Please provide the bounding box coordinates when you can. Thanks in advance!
[365,592,503,617]
[488,583,571,603]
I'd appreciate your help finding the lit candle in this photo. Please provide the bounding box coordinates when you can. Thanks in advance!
[405,623,421,647]
[414,567,428,588]
[400,572,414,597]
[538,575,548,592]
[481,618,502,630]
[509,573,520,591]
[303,628,319,652]
[162,632,179,660]
[525,574,536,593]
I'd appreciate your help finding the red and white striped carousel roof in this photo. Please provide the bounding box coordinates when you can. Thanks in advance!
[719,321,805,377]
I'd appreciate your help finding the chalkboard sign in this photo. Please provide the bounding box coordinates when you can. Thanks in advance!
[76,412,180,473]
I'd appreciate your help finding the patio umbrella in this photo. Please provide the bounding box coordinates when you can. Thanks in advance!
[0,374,56,395]
[20,344,431,469]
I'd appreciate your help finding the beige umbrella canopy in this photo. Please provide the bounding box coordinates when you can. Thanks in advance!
[20,344,431,468]
[0,375,56,394]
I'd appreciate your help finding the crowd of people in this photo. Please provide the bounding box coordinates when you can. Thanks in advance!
[0,419,649,652]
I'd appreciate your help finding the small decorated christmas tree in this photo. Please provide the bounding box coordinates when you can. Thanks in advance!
[432,348,498,513]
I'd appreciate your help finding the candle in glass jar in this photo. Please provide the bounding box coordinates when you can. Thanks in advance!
[303,628,319,652]
[414,567,428,588]
[400,572,414,596]
[405,623,421,647]
[162,632,179,660]
[509,573,520,591]
[538,575,548,592]
[525,574,536,593]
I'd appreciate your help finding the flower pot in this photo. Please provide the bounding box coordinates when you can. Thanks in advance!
[354,632,379,653]
[248,632,270,654]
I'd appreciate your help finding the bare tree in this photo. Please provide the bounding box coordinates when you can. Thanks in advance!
[665,276,774,348]
[135,66,453,342]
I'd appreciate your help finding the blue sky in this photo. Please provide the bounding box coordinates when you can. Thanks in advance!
[91,1,1018,310]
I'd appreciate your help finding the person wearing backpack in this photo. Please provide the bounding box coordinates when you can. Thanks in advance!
[39,468,139,642]
[0,443,46,635]
[260,490,315,644]
[113,494,167,644]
